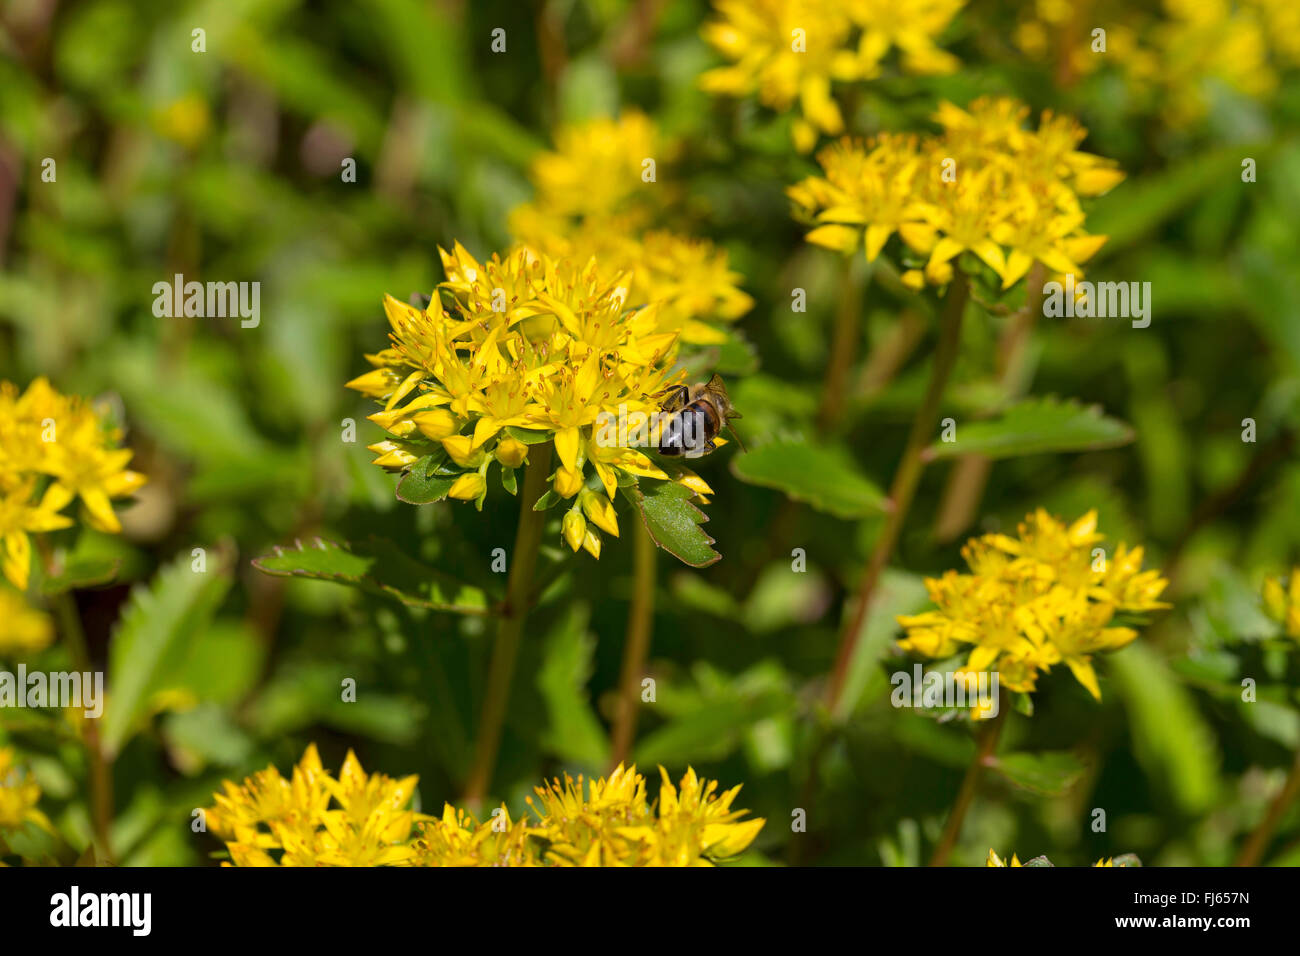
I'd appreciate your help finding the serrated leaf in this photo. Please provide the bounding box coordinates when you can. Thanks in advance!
[731,439,887,518]
[395,452,460,504]
[102,549,233,755]
[251,535,491,614]
[991,751,1087,796]
[923,397,1133,461]
[624,481,720,568]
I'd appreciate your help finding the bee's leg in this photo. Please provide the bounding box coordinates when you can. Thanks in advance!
[660,385,689,412]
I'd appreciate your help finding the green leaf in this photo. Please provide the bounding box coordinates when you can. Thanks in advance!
[500,465,518,496]
[833,570,930,722]
[731,439,887,518]
[536,604,609,767]
[635,688,793,766]
[40,556,121,596]
[102,549,233,755]
[991,751,1087,796]
[504,426,553,444]
[1109,643,1219,814]
[251,536,491,614]
[923,397,1133,461]
[624,481,720,568]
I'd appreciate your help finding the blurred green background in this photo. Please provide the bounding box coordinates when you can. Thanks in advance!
[2,0,1300,866]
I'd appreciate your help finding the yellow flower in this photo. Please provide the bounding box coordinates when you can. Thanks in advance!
[898,509,1168,702]
[790,97,1121,290]
[0,587,53,655]
[214,752,763,867]
[349,243,714,559]
[0,748,51,833]
[0,379,145,590]
[208,744,425,867]
[986,848,1022,867]
[520,110,670,230]
[848,0,965,75]
[1263,568,1300,640]
[700,0,963,152]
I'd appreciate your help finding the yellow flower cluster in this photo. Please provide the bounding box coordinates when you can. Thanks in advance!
[1013,0,1300,126]
[986,848,1131,867]
[348,244,714,557]
[0,378,145,592]
[898,510,1169,701]
[412,763,764,867]
[0,747,48,832]
[207,744,424,866]
[509,112,753,346]
[700,0,966,151]
[209,746,764,867]
[790,97,1124,292]
[1262,569,1300,640]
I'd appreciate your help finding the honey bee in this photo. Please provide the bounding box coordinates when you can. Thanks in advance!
[656,373,745,458]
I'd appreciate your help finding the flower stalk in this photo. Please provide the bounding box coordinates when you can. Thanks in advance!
[929,695,1006,867]
[462,443,553,807]
[1235,720,1300,867]
[825,277,969,715]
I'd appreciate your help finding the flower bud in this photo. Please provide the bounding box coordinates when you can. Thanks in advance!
[579,489,619,537]
[448,472,486,501]
[494,436,528,469]
[555,465,584,499]
[562,510,586,552]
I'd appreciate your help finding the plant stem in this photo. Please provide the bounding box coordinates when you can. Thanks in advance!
[462,443,553,808]
[934,264,1045,543]
[825,278,969,715]
[816,256,869,433]
[609,519,656,769]
[1235,730,1300,867]
[929,700,1006,867]
[52,591,113,860]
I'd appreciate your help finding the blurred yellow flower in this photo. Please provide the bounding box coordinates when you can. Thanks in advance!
[0,378,146,591]
[700,0,964,151]
[790,97,1122,290]
[1262,568,1300,640]
[0,586,53,655]
[0,748,51,833]
[898,509,1169,701]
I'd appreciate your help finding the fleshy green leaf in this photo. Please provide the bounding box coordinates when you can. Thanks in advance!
[731,439,887,518]
[624,481,720,568]
[251,536,491,614]
[395,452,460,504]
[923,397,1133,461]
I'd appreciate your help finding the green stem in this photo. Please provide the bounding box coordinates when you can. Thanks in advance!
[52,591,113,860]
[461,443,553,808]
[929,697,1006,867]
[1236,718,1300,867]
[609,519,656,769]
[825,278,969,716]
[816,256,869,434]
